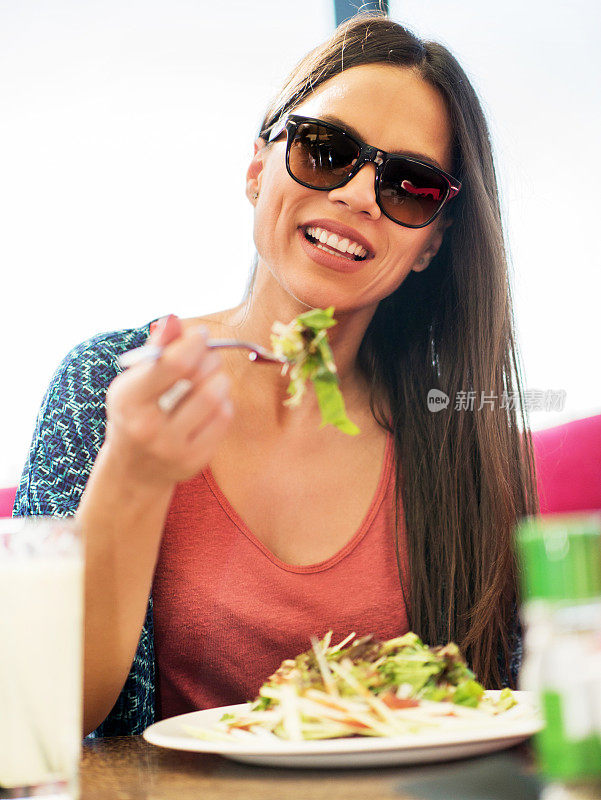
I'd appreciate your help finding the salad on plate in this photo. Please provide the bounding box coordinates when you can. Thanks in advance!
[183,631,519,743]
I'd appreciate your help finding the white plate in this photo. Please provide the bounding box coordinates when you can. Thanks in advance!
[143,690,543,768]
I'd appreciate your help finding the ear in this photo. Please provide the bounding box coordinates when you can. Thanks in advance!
[246,137,267,204]
[412,217,452,272]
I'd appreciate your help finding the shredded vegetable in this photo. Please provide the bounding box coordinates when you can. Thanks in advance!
[185,632,518,743]
[270,307,360,436]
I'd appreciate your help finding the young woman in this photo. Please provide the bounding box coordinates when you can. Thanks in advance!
[14,13,538,737]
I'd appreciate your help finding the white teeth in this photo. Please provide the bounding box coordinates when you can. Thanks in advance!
[305,226,368,258]
[316,243,351,258]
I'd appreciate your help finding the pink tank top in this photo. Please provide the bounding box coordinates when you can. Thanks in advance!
[151,431,409,719]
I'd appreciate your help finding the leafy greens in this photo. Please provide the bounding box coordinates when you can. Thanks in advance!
[185,631,517,743]
[270,306,360,436]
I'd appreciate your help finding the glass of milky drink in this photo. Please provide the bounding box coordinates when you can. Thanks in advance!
[0,517,83,799]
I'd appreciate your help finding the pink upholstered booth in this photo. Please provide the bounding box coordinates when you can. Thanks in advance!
[0,486,17,518]
[531,414,601,514]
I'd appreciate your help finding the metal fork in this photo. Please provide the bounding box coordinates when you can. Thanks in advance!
[117,338,287,370]
[117,339,288,412]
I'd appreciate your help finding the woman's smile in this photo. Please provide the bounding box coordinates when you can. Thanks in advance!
[296,220,375,274]
[297,225,367,273]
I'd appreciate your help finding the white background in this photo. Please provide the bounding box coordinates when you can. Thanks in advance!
[1,0,600,487]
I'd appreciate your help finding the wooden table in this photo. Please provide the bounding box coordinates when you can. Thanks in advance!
[76,736,545,800]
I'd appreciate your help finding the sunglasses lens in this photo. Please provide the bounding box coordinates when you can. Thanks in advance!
[380,159,449,226]
[286,118,451,227]
[288,122,359,188]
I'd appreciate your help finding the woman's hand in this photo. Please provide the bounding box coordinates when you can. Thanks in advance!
[103,314,233,487]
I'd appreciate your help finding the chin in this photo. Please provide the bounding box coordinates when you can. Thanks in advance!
[285,282,365,314]
[267,261,379,316]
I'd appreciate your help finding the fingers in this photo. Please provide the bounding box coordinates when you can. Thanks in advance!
[105,315,236,485]
[149,314,183,347]
[169,368,232,441]
[127,326,211,401]
[156,379,194,414]
[147,370,233,479]
[161,348,229,432]
[156,350,225,417]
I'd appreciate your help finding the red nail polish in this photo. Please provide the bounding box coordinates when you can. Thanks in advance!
[155,314,178,334]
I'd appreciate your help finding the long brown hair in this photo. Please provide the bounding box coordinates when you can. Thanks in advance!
[253,13,538,687]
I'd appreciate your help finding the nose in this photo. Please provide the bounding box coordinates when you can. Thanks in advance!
[326,161,381,220]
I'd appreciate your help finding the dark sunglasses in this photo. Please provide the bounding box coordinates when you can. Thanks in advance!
[265,114,461,229]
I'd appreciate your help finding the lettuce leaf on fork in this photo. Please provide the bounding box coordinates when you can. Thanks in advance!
[270,306,360,436]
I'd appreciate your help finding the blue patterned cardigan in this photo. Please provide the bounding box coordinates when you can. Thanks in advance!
[13,322,156,737]
[13,321,522,738]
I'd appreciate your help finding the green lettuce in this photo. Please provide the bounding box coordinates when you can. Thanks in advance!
[452,679,485,708]
[270,306,360,436]
[496,687,517,711]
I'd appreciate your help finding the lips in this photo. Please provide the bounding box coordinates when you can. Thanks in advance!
[300,218,375,259]
[297,226,369,274]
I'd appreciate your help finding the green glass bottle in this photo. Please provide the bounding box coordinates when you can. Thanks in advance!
[515,513,601,785]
